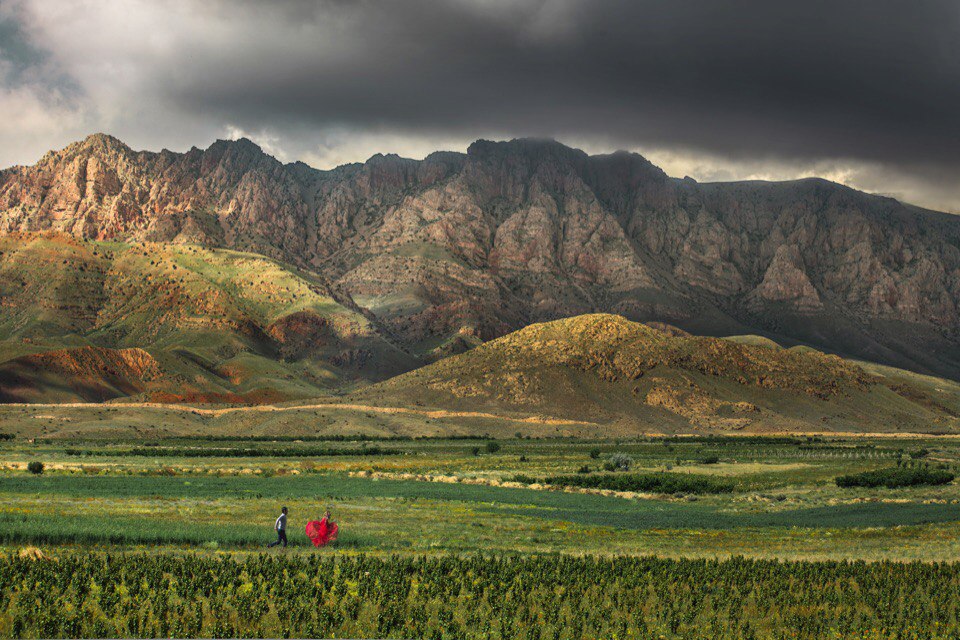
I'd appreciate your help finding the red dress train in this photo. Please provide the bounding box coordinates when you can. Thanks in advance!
[305,516,338,547]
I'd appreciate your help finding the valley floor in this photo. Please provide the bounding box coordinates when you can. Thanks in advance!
[2,435,960,559]
[3,433,960,638]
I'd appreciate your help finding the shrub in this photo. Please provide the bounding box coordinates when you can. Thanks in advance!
[471,447,481,456]
[835,467,954,489]
[577,465,591,474]
[485,442,501,454]
[541,472,735,494]
[589,447,601,459]
[27,461,44,475]
[519,455,528,462]
[698,455,720,465]
[607,453,633,472]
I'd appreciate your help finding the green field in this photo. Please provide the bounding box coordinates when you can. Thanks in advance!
[3,434,960,637]
[2,435,960,559]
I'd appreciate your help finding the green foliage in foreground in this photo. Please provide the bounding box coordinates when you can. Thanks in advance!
[835,467,955,489]
[518,472,736,494]
[1,553,959,639]
[63,446,403,458]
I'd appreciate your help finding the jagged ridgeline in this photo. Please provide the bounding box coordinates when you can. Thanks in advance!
[2,134,960,378]
[1,135,960,436]
[0,234,415,403]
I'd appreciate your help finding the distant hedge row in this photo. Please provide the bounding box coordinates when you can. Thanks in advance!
[513,472,735,494]
[660,435,809,446]
[168,434,487,442]
[835,467,954,489]
[63,446,403,458]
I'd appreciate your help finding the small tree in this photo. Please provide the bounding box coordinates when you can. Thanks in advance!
[607,453,633,472]
[27,461,44,475]
[485,441,501,454]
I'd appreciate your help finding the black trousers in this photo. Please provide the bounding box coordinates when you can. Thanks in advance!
[268,529,287,548]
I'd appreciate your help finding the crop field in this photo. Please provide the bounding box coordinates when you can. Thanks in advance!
[3,433,960,637]
[4,553,960,639]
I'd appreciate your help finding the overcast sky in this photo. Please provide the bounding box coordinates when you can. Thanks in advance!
[0,0,958,211]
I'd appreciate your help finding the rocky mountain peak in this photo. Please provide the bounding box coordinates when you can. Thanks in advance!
[201,137,274,168]
[47,133,134,166]
[467,137,588,167]
[79,132,130,152]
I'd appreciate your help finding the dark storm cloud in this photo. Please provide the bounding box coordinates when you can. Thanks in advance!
[2,0,959,211]
[172,0,960,165]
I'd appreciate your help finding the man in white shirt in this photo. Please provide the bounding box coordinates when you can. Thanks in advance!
[268,506,288,548]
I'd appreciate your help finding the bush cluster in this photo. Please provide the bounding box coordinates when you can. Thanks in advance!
[516,472,735,494]
[835,467,954,489]
[604,453,633,472]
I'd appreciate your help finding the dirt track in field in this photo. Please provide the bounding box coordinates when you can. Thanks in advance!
[2,400,597,427]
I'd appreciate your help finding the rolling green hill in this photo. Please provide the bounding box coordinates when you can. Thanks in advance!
[356,314,960,435]
[0,233,416,403]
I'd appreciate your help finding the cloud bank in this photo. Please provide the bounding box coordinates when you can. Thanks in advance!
[1,0,958,211]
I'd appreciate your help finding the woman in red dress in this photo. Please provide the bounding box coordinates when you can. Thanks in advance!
[305,509,338,547]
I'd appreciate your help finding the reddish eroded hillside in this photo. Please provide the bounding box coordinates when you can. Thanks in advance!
[0,233,420,402]
[0,346,162,403]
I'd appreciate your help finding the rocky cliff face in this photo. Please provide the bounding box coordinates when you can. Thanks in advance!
[2,134,959,377]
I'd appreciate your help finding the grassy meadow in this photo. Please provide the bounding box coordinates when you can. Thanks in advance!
[4,432,960,637]
[2,434,960,560]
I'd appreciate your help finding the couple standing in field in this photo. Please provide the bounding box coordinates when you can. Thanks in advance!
[268,506,339,548]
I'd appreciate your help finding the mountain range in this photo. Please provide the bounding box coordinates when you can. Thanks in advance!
[1,134,960,435]
[2,133,958,381]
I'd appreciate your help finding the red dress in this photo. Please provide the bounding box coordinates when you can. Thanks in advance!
[305,516,338,547]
